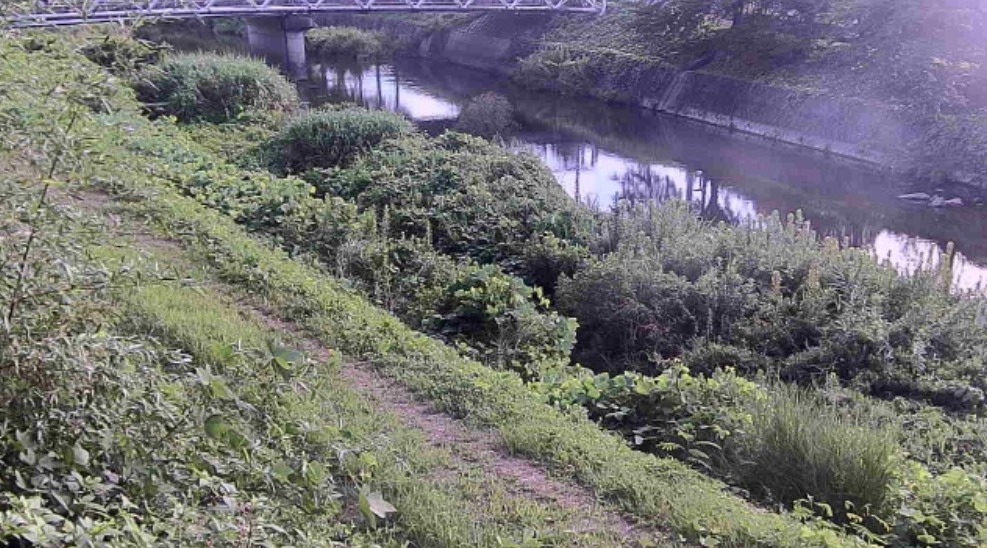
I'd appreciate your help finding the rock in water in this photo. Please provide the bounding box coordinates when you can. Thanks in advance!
[898,192,931,201]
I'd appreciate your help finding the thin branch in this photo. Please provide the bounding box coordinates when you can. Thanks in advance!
[5,110,80,328]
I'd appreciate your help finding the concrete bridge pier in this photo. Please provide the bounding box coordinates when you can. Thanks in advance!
[246,15,313,79]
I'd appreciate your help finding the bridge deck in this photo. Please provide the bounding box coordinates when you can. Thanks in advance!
[9,0,604,27]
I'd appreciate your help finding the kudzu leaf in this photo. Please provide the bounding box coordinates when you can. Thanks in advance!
[364,491,396,519]
[71,443,90,467]
[271,462,293,483]
[204,414,228,440]
[208,378,234,400]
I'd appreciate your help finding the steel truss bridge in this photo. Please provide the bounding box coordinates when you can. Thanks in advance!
[8,0,605,27]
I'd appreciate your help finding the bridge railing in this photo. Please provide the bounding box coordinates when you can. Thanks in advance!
[8,0,605,27]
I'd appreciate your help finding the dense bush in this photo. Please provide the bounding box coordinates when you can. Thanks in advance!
[135,53,298,122]
[324,131,592,277]
[557,202,987,411]
[306,26,390,59]
[126,111,576,375]
[79,33,166,78]
[453,92,518,139]
[426,265,577,378]
[266,108,413,173]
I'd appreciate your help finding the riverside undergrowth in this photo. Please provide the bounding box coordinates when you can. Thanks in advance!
[123,32,987,545]
[5,29,987,546]
[0,32,641,548]
[0,30,860,547]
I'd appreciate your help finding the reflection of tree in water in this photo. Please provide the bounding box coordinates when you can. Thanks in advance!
[309,61,406,115]
[618,166,741,225]
[550,142,598,203]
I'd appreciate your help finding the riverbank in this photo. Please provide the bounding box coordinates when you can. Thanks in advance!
[316,11,987,189]
[6,27,987,546]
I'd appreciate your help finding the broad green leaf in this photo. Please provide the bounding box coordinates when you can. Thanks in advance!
[71,443,90,467]
[204,414,228,440]
[271,462,293,483]
[208,378,235,400]
[364,490,396,519]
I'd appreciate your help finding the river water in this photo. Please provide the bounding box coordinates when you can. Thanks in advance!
[296,55,987,291]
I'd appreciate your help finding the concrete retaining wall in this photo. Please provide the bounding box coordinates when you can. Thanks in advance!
[316,14,916,168]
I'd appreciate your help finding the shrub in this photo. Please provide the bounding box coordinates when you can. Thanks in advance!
[306,26,389,59]
[558,201,987,409]
[453,92,518,139]
[426,264,577,377]
[79,33,166,78]
[556,249,760,374]
[135,52,298,122]
[267,108,412,173]
[325,131,592,275]
[518,232,588,296]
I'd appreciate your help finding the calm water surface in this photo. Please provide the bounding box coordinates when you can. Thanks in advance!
[296,56,987,291]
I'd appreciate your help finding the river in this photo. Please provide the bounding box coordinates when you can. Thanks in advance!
[295,55,987,291]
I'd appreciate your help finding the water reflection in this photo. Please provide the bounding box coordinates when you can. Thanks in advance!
[302,56,987,292]
[308,62,459,120]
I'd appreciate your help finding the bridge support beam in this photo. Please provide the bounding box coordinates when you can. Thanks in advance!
[246,16,313,79]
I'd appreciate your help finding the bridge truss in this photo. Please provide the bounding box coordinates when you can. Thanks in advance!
[8,0,605,27]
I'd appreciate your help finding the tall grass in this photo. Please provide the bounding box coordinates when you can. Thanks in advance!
[306,26,389,59]
[266,108,412,173]
[732,384,900,521]
[135,52,298,123]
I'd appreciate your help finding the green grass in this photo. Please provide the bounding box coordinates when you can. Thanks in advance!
[306,26,390,59]
[134,52,299,123]
[92,244,629,547]
[266,108,414,174]
[735,385,900,521]
[0,32,865,547]
[95,149,856,547]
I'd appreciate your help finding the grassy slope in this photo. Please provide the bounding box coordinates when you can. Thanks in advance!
[0,32,861,547]
[106,243,630,547]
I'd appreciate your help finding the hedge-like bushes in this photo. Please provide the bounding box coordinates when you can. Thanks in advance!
[266,108,413,173]
[306,26,390,59]
[135,52,298,122]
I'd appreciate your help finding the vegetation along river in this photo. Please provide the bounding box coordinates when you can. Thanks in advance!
[294,54,987,291]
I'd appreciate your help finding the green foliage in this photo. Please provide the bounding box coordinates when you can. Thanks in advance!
[17,45,848,541]
[306,26,391,59]
[453,92,518,139]
[325,131,591,274]
[135,52,298,123]
[557,202,987,412]
[78,32,166,78]
[515,45,600,97]
[266,108,413,173]
[8,31,987,547]
[534,364,762,470]
[426,265,577,378]
[733,385,900,524]
[892,463,987,546]
[118,185,846,548]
